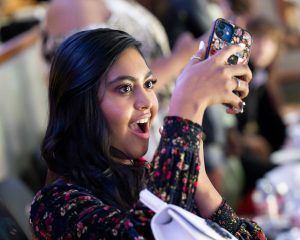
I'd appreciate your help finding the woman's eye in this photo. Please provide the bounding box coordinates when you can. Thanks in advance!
[144,79,157,89]
[118,84,133,93]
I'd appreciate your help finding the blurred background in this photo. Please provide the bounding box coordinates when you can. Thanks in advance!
[1,0,300,239]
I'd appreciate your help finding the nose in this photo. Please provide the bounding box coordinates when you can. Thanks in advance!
[134,88,153,111]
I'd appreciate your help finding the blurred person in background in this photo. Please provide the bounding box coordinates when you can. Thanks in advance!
[277,0,300,48]
[237,17,286,160]
[135,0,212,48]
[42,0,199,91]
[234,17,286,214]
[275,0,300,109]
[219,0,252,28]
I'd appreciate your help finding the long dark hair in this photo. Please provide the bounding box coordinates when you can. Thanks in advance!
[42,28,147,209]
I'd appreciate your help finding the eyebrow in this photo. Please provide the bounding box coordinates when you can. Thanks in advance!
[108,71,153,85]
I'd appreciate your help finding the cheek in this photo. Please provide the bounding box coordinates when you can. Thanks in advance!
[151,93,159,119]
[100,98,132,133]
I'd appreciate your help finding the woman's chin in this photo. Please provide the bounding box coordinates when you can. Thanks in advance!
[113,138,149,160]
[130,144,149,159]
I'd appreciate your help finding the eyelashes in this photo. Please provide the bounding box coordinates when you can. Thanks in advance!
[118,84,132,93]
[144,79,157,89]
[117,79,157,94]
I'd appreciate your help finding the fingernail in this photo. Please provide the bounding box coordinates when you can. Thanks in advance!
[159,126,164,135]
[239,102,245,113]
[199,41,205,51]
[239,43,246,48]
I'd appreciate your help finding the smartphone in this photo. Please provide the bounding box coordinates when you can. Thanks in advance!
[206,18,252,113]
[206,18,252,64]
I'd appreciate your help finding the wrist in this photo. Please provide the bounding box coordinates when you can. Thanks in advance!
[168,95,208,124]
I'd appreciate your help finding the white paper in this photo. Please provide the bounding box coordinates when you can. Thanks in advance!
[139,189,237,240]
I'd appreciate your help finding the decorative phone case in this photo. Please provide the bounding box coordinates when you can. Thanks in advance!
[206,18,252,65]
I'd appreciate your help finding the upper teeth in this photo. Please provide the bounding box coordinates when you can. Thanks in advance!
[136,118,149,124]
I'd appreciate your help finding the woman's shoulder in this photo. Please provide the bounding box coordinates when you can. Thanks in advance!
[29,179,120,238]
[31,179,99,206]
[30,179,111,214]
[31,179,95,216]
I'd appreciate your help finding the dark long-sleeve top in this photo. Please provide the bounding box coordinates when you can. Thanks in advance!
[237,67,286,152]
[30,116,266,239]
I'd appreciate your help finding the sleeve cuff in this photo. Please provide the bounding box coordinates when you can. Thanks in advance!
[161,116,203,148]
[209,200,240,234]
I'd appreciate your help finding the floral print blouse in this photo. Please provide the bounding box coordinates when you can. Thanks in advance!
[30,116,266,239]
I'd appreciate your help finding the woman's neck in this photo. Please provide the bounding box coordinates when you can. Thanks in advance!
[110,147,134,166]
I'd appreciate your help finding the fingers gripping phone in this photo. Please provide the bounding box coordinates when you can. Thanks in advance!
[205,18,252,112]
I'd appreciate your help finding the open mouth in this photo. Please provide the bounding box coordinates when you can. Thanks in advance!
[137,122,148,133]
[129,118,150,134]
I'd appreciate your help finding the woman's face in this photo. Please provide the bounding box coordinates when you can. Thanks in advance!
[99,48,158,160]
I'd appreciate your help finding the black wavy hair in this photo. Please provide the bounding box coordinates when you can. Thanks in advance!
[42,28,147,209]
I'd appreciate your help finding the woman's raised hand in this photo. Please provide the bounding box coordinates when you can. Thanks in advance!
[168,42,252,123]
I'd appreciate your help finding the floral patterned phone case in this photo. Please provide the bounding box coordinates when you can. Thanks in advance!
[206,18,252,65]
[206,18,252,113]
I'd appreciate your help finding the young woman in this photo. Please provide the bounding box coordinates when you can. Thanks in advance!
[30,28,266,239]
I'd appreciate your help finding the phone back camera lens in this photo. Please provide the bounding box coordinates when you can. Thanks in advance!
[220,23,233,43]
[218,22,225,30]
[216,29,223,38]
